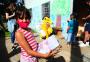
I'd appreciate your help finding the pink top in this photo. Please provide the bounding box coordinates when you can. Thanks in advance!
[17,28,38,58]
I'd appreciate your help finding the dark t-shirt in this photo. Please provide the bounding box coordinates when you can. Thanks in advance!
[86,7,90,23]
[5,9,15,19]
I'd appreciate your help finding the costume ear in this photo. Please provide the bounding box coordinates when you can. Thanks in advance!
[44,17,46,20]
[44,17,47,20]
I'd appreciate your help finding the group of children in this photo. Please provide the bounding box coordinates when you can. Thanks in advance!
[2,0,90,62]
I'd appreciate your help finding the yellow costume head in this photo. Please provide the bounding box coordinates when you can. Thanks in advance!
[42,17,52,24]
[40,17,53,39]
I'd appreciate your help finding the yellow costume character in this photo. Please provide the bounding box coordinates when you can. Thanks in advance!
[40,17,53,39]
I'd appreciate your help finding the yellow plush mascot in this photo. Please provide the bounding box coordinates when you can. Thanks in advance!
[40,17,53,39]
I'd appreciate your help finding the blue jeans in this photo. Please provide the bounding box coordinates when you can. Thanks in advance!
[67,33,76,43]
[85,23,90,33]
[7,19,16,44]
[7,19,16,33]
[10,31,15,44]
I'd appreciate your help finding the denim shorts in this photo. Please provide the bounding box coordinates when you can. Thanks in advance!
[85,23,90,33]
[7,19,16,33]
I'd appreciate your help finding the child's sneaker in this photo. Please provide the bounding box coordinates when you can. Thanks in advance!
[79,41,86,47]
[85,42,89,46]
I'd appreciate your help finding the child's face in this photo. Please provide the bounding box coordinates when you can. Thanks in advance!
[17,19,30,28]
[46,22,50,28]
[70,15,74,19]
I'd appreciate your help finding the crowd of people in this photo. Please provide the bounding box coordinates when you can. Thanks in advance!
[0,1,59,62]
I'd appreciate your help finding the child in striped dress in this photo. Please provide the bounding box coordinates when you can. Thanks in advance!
[15,6,55,62]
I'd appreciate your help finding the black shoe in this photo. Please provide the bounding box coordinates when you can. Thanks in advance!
[12,46,16,50]
[12,43,20,50]
[83,42,86,44]
[88,40,90,45]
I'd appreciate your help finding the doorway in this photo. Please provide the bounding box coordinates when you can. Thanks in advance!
[73,0,89,26]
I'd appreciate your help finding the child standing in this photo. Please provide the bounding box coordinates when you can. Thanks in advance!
[5,2,16,49]
[67,13,79,45]
[15,6,56,62]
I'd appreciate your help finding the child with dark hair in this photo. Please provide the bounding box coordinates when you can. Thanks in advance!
[5,2,17,49]
[15,6,56,62]
[67,13,79,45]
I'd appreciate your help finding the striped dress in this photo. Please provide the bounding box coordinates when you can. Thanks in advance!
[17,28,38,62]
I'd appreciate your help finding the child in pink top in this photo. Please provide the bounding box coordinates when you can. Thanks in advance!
[15,6,56,62]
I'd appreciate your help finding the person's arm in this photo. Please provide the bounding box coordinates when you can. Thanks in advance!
[67,26,70,33]
[85,14,90,19]
[82,15,90,20]
[5,12,15,20]
[15,31,54,58]
[67,21,70,32]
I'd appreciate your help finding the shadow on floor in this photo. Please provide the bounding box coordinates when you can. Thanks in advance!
[8,47,20,58]
[47,56,66,62]
[0,29,10,62]
[70,43,83,62]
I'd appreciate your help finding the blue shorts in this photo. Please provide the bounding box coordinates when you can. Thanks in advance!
[85,23,90,33]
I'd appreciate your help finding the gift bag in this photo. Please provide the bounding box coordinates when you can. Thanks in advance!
[38,35,60,54]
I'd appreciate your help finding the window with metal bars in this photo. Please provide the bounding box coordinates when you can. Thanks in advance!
[42,2,50,19]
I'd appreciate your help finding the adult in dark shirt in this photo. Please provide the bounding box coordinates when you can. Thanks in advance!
[82,0,90,44]
[5,2,16,49]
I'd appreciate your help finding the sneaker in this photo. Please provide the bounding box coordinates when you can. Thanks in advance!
[85,42,89,46]
[79,41,87,47]
[78,41,83,44]
[12,43,19,50]
[12,45,16,50]
[79,44,86,47]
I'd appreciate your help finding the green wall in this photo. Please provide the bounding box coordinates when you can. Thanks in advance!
[50,0,71,39]
[51,0,70,16]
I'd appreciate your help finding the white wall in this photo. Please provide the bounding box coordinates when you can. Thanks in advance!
[29,6,42,33]
[24,0,52,9]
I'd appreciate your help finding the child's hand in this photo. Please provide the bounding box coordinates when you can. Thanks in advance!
[51,45,62,56]
[43,51,52,58]
[50,50,59,56]
[44,50,60,58]
[43,51,53,58]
